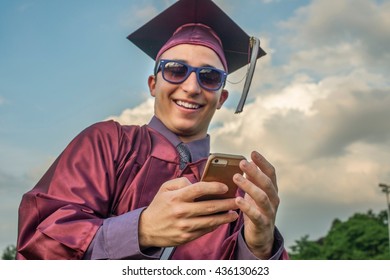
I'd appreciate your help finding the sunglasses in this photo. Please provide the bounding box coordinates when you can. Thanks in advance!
[154,59,227,91]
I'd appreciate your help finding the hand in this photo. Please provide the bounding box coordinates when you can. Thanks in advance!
[233,151,279,259]
[139,177,239,248]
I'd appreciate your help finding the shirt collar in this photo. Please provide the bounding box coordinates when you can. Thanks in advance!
[148,116,210,162]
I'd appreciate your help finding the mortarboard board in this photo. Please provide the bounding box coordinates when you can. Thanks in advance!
[127,0,266,113]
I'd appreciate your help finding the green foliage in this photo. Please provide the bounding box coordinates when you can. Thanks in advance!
[2,245,16,260]
[289,235,323,260]
[289,210,390,260]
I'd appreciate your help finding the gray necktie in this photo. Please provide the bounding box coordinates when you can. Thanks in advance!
[160,143,191,260]
[176,143,192,170]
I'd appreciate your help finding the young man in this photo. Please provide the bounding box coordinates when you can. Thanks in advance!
[16,0,287,260]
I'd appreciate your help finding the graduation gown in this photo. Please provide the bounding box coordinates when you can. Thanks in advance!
[16,120,245,259]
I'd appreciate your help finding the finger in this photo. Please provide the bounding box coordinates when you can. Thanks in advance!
[179,181,229,202]
[161,177,192,192]
[169,211,239,245]
[239,160,279,206]
[251,151,278,190]
[168,196,238,220]
[233,173,274,217]
[189,198,238,217]
[176,210,239,234]
[235,196,264,227]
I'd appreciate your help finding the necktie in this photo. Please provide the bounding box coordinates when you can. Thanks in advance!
[176,143,192,170]
[160,143,191,260]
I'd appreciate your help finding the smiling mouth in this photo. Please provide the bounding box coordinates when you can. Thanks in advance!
[175,100,202,110]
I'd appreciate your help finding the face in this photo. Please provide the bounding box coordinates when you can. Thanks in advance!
[148,44,229,143]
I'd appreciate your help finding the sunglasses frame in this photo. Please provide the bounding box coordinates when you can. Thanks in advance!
[154,59,227,91]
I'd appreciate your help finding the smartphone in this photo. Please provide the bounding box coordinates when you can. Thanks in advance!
[196,153,246,201]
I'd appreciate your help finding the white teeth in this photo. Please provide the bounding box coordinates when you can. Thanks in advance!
[176,100,200,109]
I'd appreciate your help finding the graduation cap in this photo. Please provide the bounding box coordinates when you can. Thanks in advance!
[127,0,266,113]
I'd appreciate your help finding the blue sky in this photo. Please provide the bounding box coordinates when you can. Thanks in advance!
[1,0,390,254]
[0,0,282,169]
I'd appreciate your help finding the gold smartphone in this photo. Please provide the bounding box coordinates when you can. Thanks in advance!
[197,153,246,201]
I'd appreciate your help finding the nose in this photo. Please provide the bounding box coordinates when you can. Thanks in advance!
[181,71,201,94]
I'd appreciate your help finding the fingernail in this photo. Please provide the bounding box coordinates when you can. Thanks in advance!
[235,196,244,204]
[234,174,244,182]
[253,151,261,159]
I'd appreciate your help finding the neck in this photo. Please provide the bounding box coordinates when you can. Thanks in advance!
[178,132,207,144]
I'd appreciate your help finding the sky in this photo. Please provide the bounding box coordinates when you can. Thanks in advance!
[1,0,390,254]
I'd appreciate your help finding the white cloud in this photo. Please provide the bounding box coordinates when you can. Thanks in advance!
[120,4,159,29]
[105,97,154,125]
[280,0,390,44]
[279,0,390,71]
[261,74,321,115]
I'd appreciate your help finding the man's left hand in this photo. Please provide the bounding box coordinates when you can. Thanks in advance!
[233,151,279,259]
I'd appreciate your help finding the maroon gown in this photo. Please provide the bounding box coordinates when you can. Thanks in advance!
[16,121,245,259]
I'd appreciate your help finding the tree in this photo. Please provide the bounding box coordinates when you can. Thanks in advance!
[2,245,16,260]
[289,235,324,259]
[289,210,390,260]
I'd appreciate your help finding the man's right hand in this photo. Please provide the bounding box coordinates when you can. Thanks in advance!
[138,177,239,248]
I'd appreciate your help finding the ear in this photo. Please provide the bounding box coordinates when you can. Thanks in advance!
[217,89,229,109]
[148,75,156,97]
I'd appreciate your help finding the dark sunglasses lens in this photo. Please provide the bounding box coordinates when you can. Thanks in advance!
[163,61,188,83]
[199,68,222,89]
